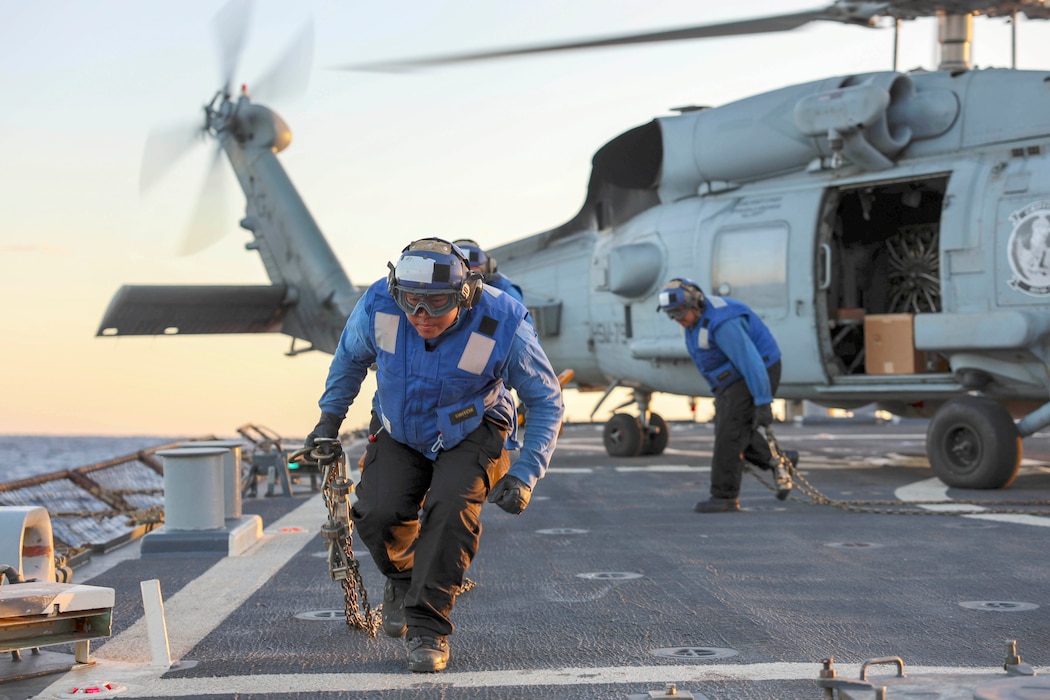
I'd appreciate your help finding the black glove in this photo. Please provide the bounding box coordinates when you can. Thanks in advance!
[305,412,342,449]
[754,403,774,428]
[487,475,532,515]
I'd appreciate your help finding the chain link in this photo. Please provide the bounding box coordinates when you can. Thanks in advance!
[313,439,382,636]
[745,460,1050,516]
[307,438,478,635]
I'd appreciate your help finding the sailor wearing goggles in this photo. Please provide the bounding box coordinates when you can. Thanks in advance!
[305,237,564,673]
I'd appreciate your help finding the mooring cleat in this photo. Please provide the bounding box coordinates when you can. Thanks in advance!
[407,635,449,673]
[775,450,798,501]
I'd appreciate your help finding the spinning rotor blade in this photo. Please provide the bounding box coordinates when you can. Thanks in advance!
[339,3,886,71]
[139,121,207,195]
[251,19,314,104]
[214,0,253,95]
[141,0,310,257]
[179,144,231,256]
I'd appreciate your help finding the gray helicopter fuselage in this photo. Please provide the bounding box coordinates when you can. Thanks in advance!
[499,67,1050,420]
[99,63,1050,485]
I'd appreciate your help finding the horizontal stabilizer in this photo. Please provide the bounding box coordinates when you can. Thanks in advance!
[96,285,290,337]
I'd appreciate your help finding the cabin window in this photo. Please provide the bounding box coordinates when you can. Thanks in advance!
[712,224,788,316]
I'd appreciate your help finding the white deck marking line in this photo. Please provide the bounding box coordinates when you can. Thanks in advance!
[812,432,926,440]
[46,663,1004,697]
[897,477,1050,527]
[41,494,326,695]
[614,465,708,472]
[663,447,713,455]
[551,443,613,453]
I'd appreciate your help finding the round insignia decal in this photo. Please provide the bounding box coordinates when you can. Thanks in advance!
[1007,201,1050,296]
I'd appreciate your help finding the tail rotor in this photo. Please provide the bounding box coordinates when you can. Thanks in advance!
[138,0,312,256]
[139,120,210,197]
[214,0,252,100]
[251,20,314,106]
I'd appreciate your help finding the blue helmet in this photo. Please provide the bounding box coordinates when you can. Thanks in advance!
[657,278,706,318]
[453,239,497,277]
[387,238,483,316]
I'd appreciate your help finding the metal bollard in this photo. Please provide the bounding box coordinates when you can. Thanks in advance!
[183,440,246,520]
[156,447,227,530]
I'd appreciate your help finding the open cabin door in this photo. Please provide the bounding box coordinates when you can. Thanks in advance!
[706,188,826,389]
[818,174,950,386]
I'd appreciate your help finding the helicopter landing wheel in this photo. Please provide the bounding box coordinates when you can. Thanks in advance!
[926,396,1020,489]
[603,413,643,457]
[640,413,669,456]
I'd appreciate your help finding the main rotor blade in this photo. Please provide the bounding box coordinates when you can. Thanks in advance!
[140,121,206,195]
[179,144,231,256]
[214,0,253,95]
[339,4,883,71]
[251,20,314,104]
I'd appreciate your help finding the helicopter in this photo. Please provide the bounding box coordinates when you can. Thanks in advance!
[98,0,1050,490]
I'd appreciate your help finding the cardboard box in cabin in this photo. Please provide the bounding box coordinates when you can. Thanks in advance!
[864,313,925,375]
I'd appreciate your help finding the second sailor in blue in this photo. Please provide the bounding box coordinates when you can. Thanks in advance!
[657,277,796,513]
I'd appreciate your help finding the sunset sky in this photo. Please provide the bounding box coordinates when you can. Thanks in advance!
[5,0,1050,438]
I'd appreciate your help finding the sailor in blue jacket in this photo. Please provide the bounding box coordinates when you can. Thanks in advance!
[305,238,564,673]
[453,239,524,304]
[657,278,797,513]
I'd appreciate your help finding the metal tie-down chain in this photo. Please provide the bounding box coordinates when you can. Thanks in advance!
[747,427,1050,516]
[311,438,382,636]
[296,438,478,636]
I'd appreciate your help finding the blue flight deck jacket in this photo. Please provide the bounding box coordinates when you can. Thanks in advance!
[487,273,524,305]
[684,295,781,405]
[319,279,564,488]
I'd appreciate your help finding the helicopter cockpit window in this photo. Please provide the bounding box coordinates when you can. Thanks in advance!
[712,224,788,317]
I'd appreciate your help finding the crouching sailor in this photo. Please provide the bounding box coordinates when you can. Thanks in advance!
[304,238,564,673]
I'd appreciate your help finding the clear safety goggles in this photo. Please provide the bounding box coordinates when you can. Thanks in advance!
[395,288,459,317]
[665,305,691,321]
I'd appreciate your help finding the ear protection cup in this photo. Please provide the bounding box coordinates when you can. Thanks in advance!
[463,271,484,309]
[448,245,484,309]
[658,278,706,314]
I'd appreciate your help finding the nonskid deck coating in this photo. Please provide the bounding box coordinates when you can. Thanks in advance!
[5,420,1050,699]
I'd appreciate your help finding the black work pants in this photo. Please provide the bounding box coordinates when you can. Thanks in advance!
[351,413,510,638]
[709,360,781,499]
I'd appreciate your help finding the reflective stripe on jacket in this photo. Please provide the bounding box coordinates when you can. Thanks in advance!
[369,287,524,457]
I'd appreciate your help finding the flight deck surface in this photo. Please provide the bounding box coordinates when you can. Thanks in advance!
[5,419,1050,699]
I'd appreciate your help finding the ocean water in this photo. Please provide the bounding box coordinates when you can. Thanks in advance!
[0,435,187,482]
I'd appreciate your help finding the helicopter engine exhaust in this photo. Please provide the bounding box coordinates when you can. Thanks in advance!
[641,71,959,201]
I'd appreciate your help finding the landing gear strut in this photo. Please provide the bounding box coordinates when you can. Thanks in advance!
[600,390,668,457]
